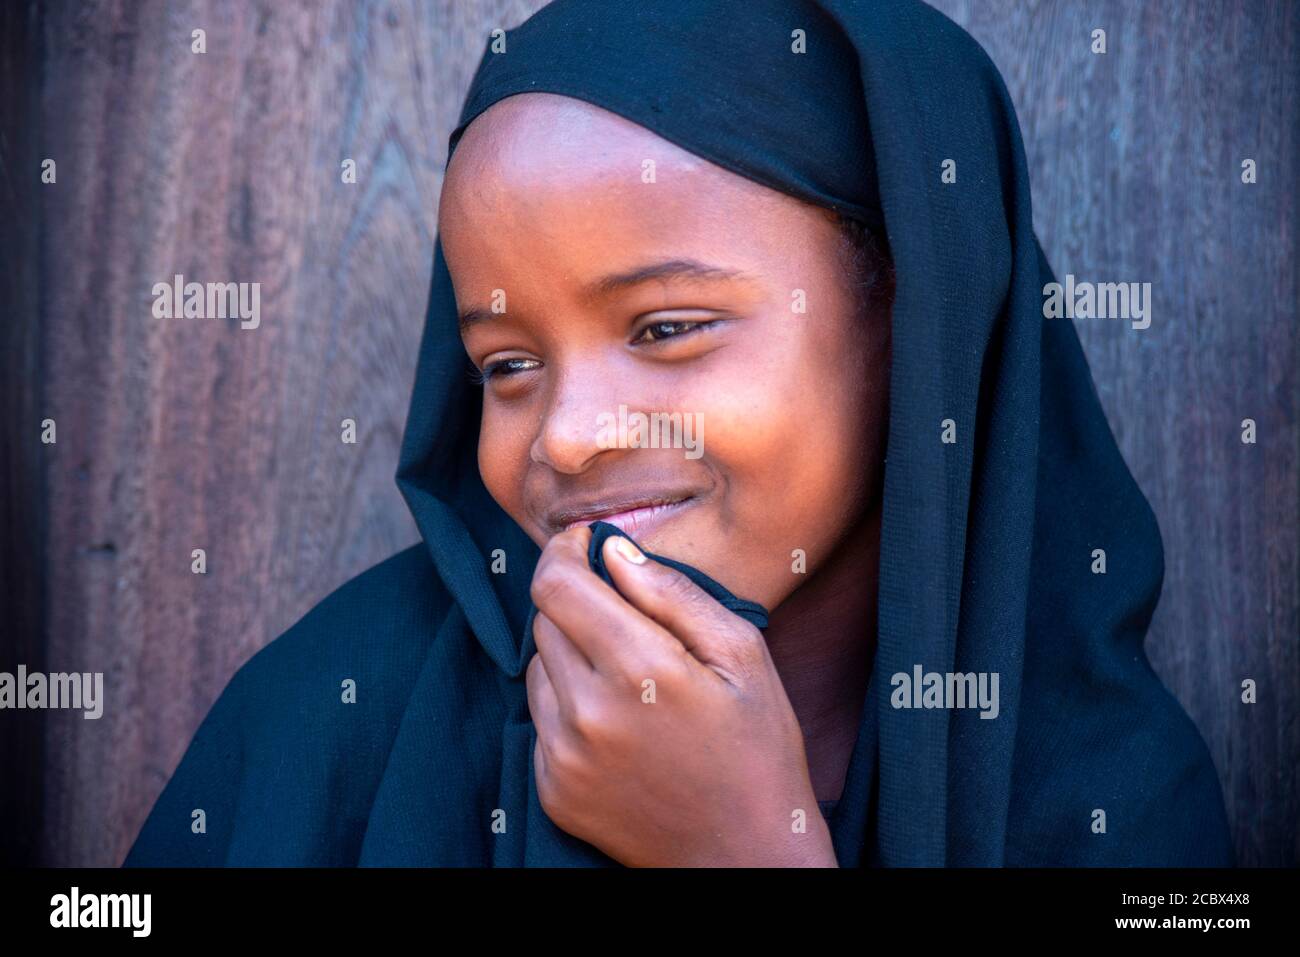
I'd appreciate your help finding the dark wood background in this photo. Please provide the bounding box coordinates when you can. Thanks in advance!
[3,0,1294,867]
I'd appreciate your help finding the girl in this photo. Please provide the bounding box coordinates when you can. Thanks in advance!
[125,0,1233,867]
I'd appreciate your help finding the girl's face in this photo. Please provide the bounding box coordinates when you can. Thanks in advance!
[439,93,889,610]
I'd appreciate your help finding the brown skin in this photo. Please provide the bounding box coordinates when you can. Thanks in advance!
[439,93,890,866]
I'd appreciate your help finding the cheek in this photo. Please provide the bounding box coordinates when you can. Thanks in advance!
[476,404,534,518]
[695,318,878,540]
[784,341,880,526]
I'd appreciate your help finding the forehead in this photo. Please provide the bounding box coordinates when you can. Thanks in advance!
[448,93,698,184]
[440,93,809,243]
[436,94,840,313]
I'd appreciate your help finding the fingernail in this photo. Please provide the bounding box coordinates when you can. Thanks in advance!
[613,536,646,565]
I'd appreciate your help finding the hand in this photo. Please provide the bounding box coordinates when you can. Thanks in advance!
[525,525,837,867]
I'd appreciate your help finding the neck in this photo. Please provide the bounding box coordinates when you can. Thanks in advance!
[762,501,881,803]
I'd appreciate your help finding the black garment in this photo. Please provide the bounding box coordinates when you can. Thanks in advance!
[577,519,768,629]
[125,0,1233,867]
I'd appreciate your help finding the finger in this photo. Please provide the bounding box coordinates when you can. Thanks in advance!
[531,610,592,715]
[600,533,761,673]
[530,525,680,673]
[525,651,562,741]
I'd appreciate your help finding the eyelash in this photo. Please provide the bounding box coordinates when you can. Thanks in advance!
[633,318,718,343]
[470,357,538,384]
[471,318,720,383]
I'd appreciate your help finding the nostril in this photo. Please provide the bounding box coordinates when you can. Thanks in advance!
[530,368,635,474]
[530,413,608,474]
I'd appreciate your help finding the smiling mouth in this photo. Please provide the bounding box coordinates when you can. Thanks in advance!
[555,495,697,538]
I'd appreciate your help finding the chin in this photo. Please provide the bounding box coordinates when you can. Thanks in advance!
[633,515,730,579]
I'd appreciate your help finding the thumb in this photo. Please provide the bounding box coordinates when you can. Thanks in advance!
[600,534,765,680]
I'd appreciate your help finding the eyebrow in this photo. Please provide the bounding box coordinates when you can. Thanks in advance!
[585,258,755,297]
[456,258,755,335]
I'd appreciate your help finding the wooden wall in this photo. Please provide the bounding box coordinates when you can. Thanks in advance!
[5,0,1294,866]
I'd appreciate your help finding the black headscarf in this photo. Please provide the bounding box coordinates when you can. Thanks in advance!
[124,0,1233,867]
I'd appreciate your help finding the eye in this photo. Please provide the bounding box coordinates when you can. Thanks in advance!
[631,318,720,344]
[471,356,541,384]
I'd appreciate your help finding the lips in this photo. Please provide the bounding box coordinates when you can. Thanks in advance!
[547,493,697,538]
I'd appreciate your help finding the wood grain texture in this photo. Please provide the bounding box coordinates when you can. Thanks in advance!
[32,0,550,867]
[0,0,48,868]
[18,0,1296,866]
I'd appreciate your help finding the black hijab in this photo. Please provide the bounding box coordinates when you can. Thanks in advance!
[125,0,1233,867]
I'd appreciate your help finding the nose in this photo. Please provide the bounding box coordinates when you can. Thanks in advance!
[530,367,625,474]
